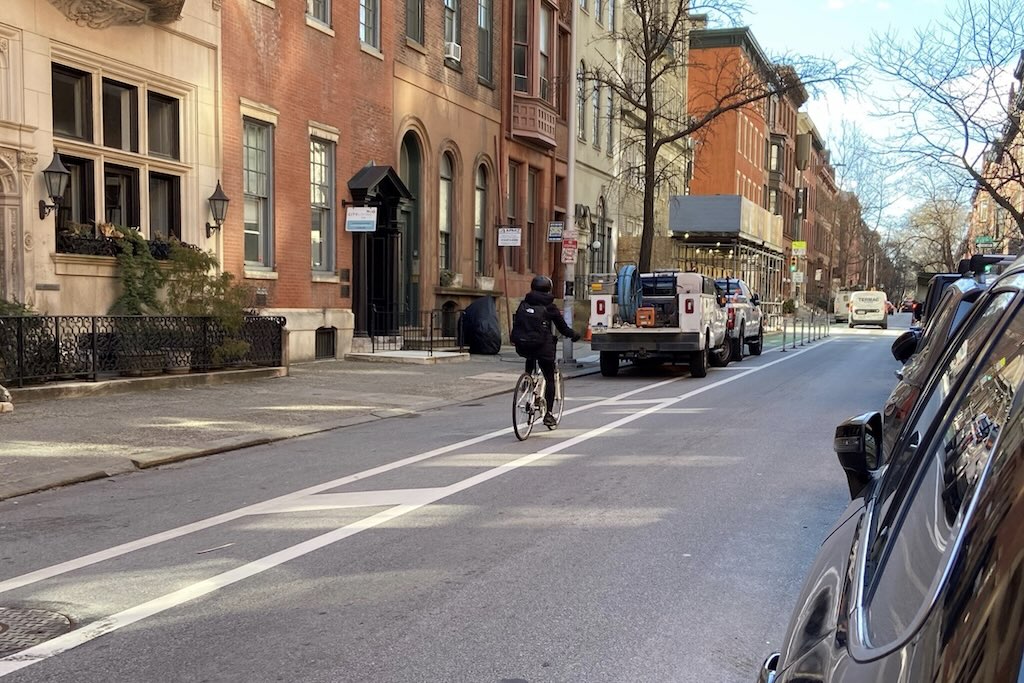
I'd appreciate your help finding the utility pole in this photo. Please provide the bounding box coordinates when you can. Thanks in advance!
[561,0,578,364]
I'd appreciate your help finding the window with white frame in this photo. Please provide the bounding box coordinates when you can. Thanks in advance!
[539,5,552,101]
[439,153,454,273]
[243,118,274,267]
[592,81,601,147]
[577,65,586,140]
[310,137,335,272]
[360,0,380,48]
[607,0,614,29]
[478,0,493,81]
[605,88,614,153]
[50,62,184,243]
[474,166,487,275]
[596,0,603,24]
[307,0,330,25]
[444,0,460,47]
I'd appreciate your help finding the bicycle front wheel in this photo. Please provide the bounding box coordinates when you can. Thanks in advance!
[512,373,536,441]
[548,370,564,428]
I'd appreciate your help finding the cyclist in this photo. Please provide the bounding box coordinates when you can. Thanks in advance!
[511,275,581,427]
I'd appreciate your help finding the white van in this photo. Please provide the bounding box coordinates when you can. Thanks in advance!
[833,290,853,323]
[849,290,888,329]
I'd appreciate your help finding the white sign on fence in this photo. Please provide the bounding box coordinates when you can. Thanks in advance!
[793,271,805,284]
[498,227,522,247]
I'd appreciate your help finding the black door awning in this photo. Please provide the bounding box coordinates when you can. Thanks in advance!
[347,164,413,205]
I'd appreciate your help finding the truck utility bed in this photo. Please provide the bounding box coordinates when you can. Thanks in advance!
[589,327,701,353]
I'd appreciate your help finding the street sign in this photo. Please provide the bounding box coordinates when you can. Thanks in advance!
[975,235,995,246]
[793,271,805,284]
[345,206,377,232]
[792,240,807,256]
[562,223,579,241]
[497,227,522,247]
[547,221,564,242]
[814,269,822,281]
[561,238,578,264]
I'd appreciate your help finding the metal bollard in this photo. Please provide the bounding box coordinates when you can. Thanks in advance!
[800,319,805,346]
[781,316,787,352]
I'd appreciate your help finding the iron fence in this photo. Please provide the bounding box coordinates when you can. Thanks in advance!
[369,306,463,355]
[0,315,286,387]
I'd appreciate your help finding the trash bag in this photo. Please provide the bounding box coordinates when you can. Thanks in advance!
[462,296,501,355]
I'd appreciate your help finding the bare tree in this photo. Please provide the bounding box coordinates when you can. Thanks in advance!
[865,0,1024,239]
[585,0,855,271]
[895,177,970,273]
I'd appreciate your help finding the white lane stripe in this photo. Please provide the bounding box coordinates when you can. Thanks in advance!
[0,375,684,596]
[0,341,830,676]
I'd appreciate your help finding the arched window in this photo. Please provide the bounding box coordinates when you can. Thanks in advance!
[439,153,453,274]
[474,166,487,275]
[605,87,614,153]
[592,81,601,148]
[577,62,586,140]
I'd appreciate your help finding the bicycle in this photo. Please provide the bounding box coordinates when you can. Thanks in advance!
[512,362,564,441]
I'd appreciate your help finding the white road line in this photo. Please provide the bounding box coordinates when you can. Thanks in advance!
[0,340,832,676]
[0,375,683,596]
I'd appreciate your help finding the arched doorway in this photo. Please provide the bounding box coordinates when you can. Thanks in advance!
[0,152,21,304]
[399,133,422,322]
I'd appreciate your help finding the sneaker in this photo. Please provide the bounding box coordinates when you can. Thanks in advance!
[543,413,557,427]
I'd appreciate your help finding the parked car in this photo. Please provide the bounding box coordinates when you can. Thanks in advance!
[714,277,764,359]
[900,299,915,313]
[883,277,987,454]
[757,256,1024,683]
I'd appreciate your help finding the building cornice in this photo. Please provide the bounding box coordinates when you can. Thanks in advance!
[47,0,186,28]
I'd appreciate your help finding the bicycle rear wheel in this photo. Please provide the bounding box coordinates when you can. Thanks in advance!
[548,370,564,428]
[512,373,536,440]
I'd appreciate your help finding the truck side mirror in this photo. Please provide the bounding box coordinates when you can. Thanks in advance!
[834,412,884,499]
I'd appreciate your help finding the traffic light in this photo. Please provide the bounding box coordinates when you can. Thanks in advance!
[789,256,798,272]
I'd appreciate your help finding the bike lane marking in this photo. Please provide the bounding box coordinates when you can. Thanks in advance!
[0,340,833,676]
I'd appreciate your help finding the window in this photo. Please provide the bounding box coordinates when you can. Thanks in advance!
[360,0,379,47]
[243,118,273,267]
[307,0,329,25]
[577,66,586,140]
[406,0,424,43]
[474,166,487,275]
[607,0,614,29]
[769,142,781,171]
[596,0,603,23]
[768,190,779,215]
[104,164,140,228]
[310,138,335,272]
[56,156,95,232]
[513,0,528,92]
[149,172,180,241]
[579,0,586,11]
[444,0,460,46]
[865,291,1023,647]
[606,88,614,153]
[527,168,538,271]
[52,65,92,141]
[102,79,138,153]
[592,81,601,147]
[148,92,180,160]
[477,0,492,81]
[508,162,520,267]
[539,6,552,101]
[439,153,454,273]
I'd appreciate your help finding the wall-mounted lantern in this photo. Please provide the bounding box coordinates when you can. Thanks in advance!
[38,152,70,220]
[205,180,230,238]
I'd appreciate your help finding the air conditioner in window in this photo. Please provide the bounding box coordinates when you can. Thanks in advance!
[444,41,462,62]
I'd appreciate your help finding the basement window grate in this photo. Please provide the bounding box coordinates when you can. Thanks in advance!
[315,326,336,360]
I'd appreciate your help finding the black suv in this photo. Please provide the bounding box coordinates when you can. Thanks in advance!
[758,256,1024,682]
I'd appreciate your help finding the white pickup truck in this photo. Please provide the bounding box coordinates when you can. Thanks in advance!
[714,277,764,359]
[589,270,731,377]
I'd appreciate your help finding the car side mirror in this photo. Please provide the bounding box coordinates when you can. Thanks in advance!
[834,412,884,499]
[751,294,760,306]
[891,330,920,364]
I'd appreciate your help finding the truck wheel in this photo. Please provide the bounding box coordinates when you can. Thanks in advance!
[600,351,620,377]
[732,325,745,362]
[690,335,709,378]
[710,334,731,367]
[749,326,764,356]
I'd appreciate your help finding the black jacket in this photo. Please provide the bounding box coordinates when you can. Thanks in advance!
[522,290,576,361]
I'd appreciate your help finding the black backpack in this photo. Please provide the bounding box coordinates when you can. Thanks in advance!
[511,300,550,353]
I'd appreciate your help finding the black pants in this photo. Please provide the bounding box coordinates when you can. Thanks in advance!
[525,357,556,414]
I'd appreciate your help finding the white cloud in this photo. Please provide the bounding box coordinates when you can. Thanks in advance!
[827,0,847,9]
[876,0,892,9]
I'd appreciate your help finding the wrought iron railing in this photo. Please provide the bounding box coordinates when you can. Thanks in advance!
[368,306,463,355]
[0,315,286,387]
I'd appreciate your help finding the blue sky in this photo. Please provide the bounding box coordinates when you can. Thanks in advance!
[739,0,951,145]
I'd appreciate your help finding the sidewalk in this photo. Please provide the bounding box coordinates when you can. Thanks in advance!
[0,342,599,501]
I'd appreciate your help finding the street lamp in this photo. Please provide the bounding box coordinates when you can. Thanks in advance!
[38,152,71,220]
[205,180,230,238]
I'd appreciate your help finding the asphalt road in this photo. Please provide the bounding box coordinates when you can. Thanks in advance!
[0,318,910,683]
